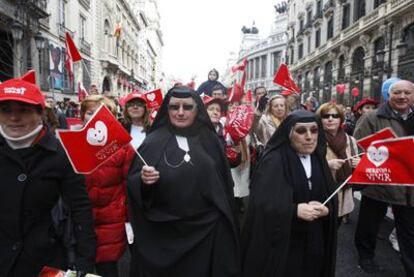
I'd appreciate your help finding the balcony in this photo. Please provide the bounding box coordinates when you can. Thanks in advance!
[25,0,49,19]
[297,27,305,38]
[313,11,323,27]
[323,0,335,17]
[80,38,91,56]
[304,22,313,35]
[58,23,74,40]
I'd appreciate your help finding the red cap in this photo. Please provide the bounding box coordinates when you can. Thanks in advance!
[280,89,294,96]
[124,92,148,106]
[0,79,45,109]
[353,98,379,112]
[203,95,225,108]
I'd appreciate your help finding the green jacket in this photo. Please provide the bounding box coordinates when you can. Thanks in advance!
[354,103,414,206]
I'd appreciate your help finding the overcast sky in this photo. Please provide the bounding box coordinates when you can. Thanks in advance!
[158,0,277,86]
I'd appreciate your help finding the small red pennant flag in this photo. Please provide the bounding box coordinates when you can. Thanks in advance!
[357,127,397,151]
[78,81,89,102]
[20,70,36,84]
[56,105,131,174]
[143,88,163,109]
[273,63,301,94]
[65,32,82,81]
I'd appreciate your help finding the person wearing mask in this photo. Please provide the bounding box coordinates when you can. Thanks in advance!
[0,78,95,275]
[316,103,359,225]
[127,86,240,276]
[196,69,226,96]
[354,80,414,275]
[122,92,150,150]
[242,110,337,277]
[80,95,133,276]
[255,95,288,145]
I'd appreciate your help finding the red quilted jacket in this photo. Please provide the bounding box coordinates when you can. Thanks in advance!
[85,144,135,263]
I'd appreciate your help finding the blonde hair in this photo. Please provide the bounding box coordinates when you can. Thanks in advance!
[80,95,117,120]
[265,95,288,117]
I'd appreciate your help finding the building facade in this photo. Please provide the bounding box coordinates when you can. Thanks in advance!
[223,5,288,94]
[0,0,163,102]
[287,0,414,106]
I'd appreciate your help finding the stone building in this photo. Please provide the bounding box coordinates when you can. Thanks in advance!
[287,0,414,106]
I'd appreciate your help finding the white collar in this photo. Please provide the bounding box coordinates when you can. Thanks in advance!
[0,124,43,149]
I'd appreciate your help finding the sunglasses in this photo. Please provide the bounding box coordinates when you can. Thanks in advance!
[294,126,319,135]
[321,113,340,119]
[168,104,195,111]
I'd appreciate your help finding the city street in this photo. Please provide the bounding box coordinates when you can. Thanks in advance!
[117,197,405,277]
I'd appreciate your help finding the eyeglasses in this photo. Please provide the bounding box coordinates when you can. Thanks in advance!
[293,126,319,135]
[321,113,340,119]
[127,101,146,108]
[168,104,195,111]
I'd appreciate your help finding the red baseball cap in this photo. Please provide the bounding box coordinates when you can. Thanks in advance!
[353,98,378,112]
[0,79,45,109]
[203,95,225,109]
[124,92,148,106]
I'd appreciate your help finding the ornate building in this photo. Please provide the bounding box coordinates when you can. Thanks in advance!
[224,4,288,94]
[287,0,414,106]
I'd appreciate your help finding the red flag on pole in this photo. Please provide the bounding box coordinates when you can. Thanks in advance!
[349,137,414,186]
[143,88,163,109]
[225,104,254,143]
[56,105,132,174]
[357,127,397,151]
[231,59,247,73]
[65,32,82,81]
[273,63,301,93]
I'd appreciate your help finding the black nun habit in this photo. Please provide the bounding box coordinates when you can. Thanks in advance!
[127,86,240,277]
[241,110,338,277]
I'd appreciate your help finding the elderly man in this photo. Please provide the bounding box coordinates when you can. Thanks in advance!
[353,80,414,275]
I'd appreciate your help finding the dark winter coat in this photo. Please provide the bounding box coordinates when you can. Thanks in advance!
[0,129,96,276]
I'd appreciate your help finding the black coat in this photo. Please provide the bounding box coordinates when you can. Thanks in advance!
[0,129,96,276]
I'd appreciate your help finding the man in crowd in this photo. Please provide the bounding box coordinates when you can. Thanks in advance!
[353,80,414,275]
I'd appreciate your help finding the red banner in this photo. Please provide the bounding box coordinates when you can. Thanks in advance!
[143,88,163,109]
[349,137,414,186]
[225,104,254,143]
[56,105,131,174]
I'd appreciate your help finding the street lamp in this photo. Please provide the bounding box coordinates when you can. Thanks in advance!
[34,32,45,51]
[375,49,385,63]
[10,20,24,41]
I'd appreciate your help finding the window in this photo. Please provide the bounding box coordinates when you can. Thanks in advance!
[354,0,366,22]
[316,0,322,15]
[315,29,321,48]
[307,9,312,25]
[327,18,333,39]
[298,43,304,59]
[304,71,310,91]
[313,66,320,89]
[261,55,267,78]
[342,4,350,30]
[374,0,386,9]
[59,0,66,26]
[307,35,311,53]
[272,52,280,75]
[299,19,304,32]
[254,58,260,79]
[80,15,86,40]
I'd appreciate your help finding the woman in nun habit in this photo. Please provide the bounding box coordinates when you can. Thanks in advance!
[127,86,240,277]
[241,110,338,277]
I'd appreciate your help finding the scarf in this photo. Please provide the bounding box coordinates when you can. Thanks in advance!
[0,124,44,149]
[324,128,352,183]
[270,115,282,128]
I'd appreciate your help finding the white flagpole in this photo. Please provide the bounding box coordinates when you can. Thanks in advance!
[323,175,352,206]
[342,152,364,162]
[131,143,148,166]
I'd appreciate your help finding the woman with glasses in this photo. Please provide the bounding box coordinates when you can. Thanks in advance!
[242,110,337,277]
[127,86,240,276]
[316,103,359,226]
[122,93,150,149]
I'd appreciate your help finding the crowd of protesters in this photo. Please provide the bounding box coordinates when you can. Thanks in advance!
[0,68,414,277]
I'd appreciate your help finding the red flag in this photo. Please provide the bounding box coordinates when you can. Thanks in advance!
[66,117,83,130]
[349,137,414,186]
[225,104,254,143]
[227,84,244,103]
[78,81,89,102]
[114,22,122,38]
[143,89,163,109]
[357,127,397,151]
[56,105,132,174]
[20,70,36,84]
[65,32,82,81]
[273,63,301,93]
[231,59,247,73]
[149,107,159,124]
[38,266,65,277]
[243,89,253,105]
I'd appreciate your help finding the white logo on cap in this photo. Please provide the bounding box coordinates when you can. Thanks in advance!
[4,87,26,95]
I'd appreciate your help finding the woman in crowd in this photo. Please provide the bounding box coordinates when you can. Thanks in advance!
[196,68,226,96]
[80,95,133,276]
[242,110,337,277]
[0,78,95,275]
[316,103,359,225]
[254,94,287,145]
[353,98,378,123]
[127,86,240,276]
[122,92,150,149]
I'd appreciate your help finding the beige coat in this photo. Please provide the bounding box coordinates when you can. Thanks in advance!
[326,134,358,217]
[255,114,278,145]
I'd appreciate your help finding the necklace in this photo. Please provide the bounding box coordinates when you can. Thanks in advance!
[176,135,191,162]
